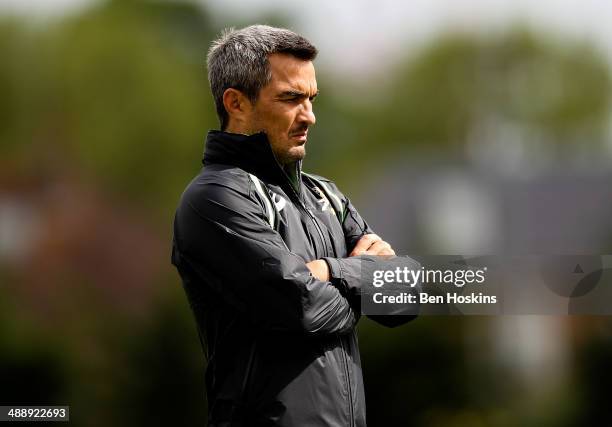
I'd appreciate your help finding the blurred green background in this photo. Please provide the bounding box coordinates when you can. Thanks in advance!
[2,0,612,425]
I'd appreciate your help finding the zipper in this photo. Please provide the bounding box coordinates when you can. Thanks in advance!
[281,163,355,425]
[279,164,330,258]
[338,333,355,427]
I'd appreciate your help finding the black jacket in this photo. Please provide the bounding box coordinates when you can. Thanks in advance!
[171,131,417,426]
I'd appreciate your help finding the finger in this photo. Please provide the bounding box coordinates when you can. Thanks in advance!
[374,244,395,256]
[350,234,381,256]
[364,240,393,256]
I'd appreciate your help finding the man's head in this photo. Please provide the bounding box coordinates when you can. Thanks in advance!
[207,25,319,165]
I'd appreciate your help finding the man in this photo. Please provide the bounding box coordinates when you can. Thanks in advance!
[172,25,418,427]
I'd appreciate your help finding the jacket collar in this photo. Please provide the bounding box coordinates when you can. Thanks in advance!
[202,130,303,197]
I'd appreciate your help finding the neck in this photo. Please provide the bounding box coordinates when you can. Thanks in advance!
[224,120,253,136]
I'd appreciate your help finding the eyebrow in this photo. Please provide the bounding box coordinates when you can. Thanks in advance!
[277,90,319,99]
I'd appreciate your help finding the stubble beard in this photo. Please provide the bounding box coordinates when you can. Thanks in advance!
[248,114,307,165]
[271,142,305,166]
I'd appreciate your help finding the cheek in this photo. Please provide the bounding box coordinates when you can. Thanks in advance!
[269,112,294,135]
[283,111,299,131]
[258,104,296,136]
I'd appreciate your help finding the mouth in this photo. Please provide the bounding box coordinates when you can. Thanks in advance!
[290,129,308,143]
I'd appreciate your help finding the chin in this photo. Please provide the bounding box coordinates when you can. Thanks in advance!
[290,146,306,161]
[278,147,306,165]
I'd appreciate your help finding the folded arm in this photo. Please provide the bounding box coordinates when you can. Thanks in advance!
[172,178,359,336]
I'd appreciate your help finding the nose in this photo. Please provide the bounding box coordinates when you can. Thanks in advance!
[299,100,316,126]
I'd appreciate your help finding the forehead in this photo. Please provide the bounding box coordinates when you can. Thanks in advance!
[265,53,317,93]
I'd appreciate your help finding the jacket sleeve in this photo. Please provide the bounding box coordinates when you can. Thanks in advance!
[317,178,421,327]
[171,175,358,336]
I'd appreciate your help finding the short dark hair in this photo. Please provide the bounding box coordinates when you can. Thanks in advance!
[207,25,318,130]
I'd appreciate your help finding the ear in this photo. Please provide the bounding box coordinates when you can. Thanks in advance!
[223,88,254,130]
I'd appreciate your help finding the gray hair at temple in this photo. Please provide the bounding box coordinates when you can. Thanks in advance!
[206,25,318,130]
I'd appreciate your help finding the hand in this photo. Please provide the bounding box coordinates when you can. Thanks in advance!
[349,233,395,257]
[306,259,330,282]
